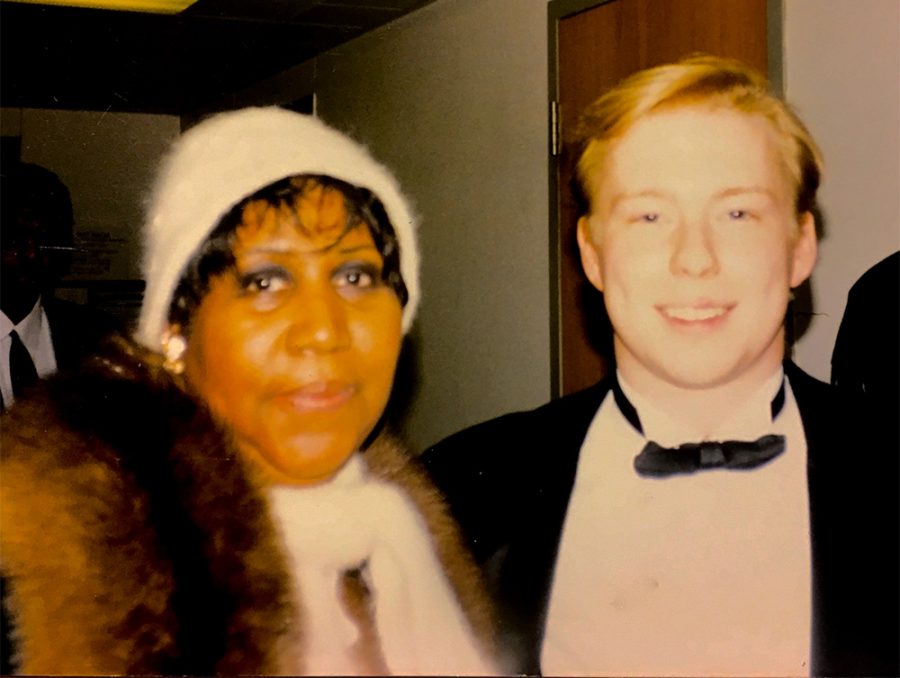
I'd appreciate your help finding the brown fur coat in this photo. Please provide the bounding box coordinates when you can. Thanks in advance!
[0,338,494,675]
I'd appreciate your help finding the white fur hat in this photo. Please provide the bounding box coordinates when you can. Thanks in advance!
[136,107,419,349]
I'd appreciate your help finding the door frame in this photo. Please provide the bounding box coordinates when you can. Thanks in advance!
[545,0,784,397]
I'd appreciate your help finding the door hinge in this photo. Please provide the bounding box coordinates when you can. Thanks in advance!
[550,100,560,157]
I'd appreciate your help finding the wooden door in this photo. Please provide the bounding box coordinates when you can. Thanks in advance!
[549,0,775,395]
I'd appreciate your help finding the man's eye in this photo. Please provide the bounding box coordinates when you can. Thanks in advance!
[727,209,752,221]
[630,212,661,224]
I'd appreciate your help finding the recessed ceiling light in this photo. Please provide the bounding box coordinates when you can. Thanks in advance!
[3,0,198,14]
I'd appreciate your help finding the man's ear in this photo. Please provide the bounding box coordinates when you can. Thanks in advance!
[789,211,818,288]
[576,215,604,292]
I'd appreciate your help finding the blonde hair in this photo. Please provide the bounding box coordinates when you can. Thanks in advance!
[574,55,823,217]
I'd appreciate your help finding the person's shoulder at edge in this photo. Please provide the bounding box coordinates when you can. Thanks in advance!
[786,359,894,434]
[849,250,899,295]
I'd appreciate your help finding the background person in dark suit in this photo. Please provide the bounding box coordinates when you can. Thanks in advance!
[0,162,118,409]
[423,56,898,677]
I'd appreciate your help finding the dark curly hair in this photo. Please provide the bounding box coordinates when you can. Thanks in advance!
[167,174,408,332]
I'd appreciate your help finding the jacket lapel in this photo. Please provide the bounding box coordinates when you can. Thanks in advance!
[495,381,610,674]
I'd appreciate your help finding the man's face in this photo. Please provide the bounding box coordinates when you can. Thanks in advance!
[577,107,817,393]
[1,205,53,314]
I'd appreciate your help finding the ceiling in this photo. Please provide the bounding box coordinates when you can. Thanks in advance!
[0,0,434,115]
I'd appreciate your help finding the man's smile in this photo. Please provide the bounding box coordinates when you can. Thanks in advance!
[656,302,734,323]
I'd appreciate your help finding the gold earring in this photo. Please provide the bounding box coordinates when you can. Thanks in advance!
[162,329,187,375]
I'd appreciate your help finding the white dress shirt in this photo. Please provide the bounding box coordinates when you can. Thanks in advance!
[542,369,811,677]
[1,298,57,406]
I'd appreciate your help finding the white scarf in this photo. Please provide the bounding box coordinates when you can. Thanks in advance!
[268,454,495,675]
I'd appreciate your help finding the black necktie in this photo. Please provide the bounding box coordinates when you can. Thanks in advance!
[612,378,788,478]
[9,330,39,399]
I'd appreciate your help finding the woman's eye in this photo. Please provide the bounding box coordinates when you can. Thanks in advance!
[239,269,290,294]
[334,263,379,289]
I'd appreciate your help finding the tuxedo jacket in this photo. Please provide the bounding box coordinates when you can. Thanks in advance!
[422,362,899,676]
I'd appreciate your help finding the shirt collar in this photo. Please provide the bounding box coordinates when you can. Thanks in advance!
[615,367,785,447]
[11,297,47,352]
[0,310,13,339]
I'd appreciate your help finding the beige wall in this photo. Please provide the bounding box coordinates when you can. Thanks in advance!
[314,0,552,450]
[785,0,900,381]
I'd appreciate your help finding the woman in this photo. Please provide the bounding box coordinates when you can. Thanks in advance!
[0,108,496,675]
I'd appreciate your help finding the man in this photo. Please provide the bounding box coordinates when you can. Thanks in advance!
[423,56,898,676]
[0,162,118,409]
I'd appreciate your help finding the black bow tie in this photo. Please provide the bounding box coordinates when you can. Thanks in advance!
[612,377,788,479]
[633,435,786,478]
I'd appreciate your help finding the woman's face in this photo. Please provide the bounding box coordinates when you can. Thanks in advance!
[183,183,403,485]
